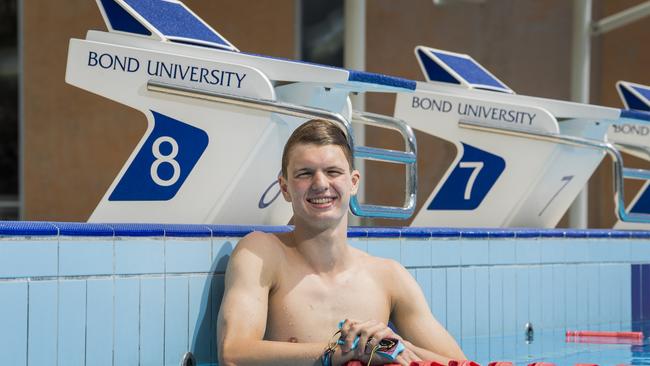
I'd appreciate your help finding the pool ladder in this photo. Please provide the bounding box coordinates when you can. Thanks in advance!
[147,80,417,220]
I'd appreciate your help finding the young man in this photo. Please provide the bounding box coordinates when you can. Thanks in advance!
[217,120,465,366]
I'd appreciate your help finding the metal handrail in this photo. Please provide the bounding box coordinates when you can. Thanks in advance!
[459,119,650,224]
[147,80,417,219]
[350,111,418,219]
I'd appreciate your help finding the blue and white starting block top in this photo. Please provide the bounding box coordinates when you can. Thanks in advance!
[416,46,513,94]
[97,0,238,51]
[618,81,650,112]
[66,0,650,228]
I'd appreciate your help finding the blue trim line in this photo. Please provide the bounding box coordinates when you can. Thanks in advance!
[626,231,650,239]
[564,230,589,238]
[586,229,612,238]
[347,227,368,238]
[347,70,417,90]
[539,229,568,238]
[111,223,166,237]
[364,227,402,238]
[400,227,433,238]
[429,228,462,238]
[163,224,212,238]
[0,221,649,239]
[56,222,114,237]
[621,109,650,122]
[609,230,632,239]
[460,229,490,239]
[0,221,58,236]
[206,225,256,237]
[251,225,293,234]
[513,230,542,239]
[488,230,516,239]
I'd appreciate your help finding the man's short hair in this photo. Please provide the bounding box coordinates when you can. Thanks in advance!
[281,119,354,178]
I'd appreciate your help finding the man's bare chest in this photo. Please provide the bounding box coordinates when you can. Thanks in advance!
[264,269,391,342]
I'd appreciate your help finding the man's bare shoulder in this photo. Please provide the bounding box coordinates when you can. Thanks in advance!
[232,231,288,261]
[353,248,409,280]
[226,231,291,290]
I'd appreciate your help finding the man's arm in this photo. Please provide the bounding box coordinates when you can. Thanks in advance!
[217,232,326,366]
[387,260,466,363]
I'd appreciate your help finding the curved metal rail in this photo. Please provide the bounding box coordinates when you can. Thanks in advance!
[459,120,650,224]
[147,79,417,219]
[350,111,418,219]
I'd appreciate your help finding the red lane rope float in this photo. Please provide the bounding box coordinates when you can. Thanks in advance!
[343,361,480,366]
[343,362,400,366]
[566,335,644,345]
[407,362,479,366]
[565,330,643,338]
[528,363,556,366]
[448,361,480,366]
[488,362,513,366]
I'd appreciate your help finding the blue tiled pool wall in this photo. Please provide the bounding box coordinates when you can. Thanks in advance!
[1,222,650,366]
[632,264,650,326]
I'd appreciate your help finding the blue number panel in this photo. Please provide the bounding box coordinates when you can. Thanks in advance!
[428,143,505,210]
[110,111,208,201]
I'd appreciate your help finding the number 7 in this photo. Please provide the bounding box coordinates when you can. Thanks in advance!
[459,161,484,200]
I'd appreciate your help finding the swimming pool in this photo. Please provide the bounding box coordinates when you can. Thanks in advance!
[0,222,648,365]
[462,324,650,365]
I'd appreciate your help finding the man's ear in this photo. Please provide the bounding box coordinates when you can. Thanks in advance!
[350,169,361,195]
[279,175,292,202]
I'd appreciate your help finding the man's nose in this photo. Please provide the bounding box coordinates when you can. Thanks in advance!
[310,171,328,190]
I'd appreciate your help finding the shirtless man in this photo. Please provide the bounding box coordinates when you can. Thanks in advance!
[217,120,465,365]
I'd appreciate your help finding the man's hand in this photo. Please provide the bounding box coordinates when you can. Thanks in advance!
[334,319,421,366]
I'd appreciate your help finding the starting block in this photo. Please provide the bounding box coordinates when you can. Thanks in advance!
[67,0,418,224]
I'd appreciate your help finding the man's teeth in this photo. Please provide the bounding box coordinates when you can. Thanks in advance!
[310,197,333,204]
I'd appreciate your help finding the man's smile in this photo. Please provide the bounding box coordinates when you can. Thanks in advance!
[307,195,338,206]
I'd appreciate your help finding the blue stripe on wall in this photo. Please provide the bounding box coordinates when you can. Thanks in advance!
[642,265,650,321]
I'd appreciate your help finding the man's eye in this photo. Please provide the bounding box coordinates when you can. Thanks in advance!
[296,172,311,178]
[328,170,343,176]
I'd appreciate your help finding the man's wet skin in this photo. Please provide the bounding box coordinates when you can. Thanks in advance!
[262,231,392,344]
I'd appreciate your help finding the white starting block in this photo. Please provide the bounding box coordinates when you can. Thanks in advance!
[609,81,650,229]
[396,46,650,227]
[66,0,417,225]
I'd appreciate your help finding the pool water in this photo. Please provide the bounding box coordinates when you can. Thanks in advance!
[462,322,650,365]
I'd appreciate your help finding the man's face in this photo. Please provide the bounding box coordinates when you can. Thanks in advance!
[279,143,360,227]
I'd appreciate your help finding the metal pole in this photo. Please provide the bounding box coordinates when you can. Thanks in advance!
[294,0,302,60]
[344,0,366,224]
[568,0,592,228]
[18,0,24,220]
[592,1,650,36]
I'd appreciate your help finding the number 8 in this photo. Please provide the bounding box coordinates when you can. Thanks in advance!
[150,136,181,187]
